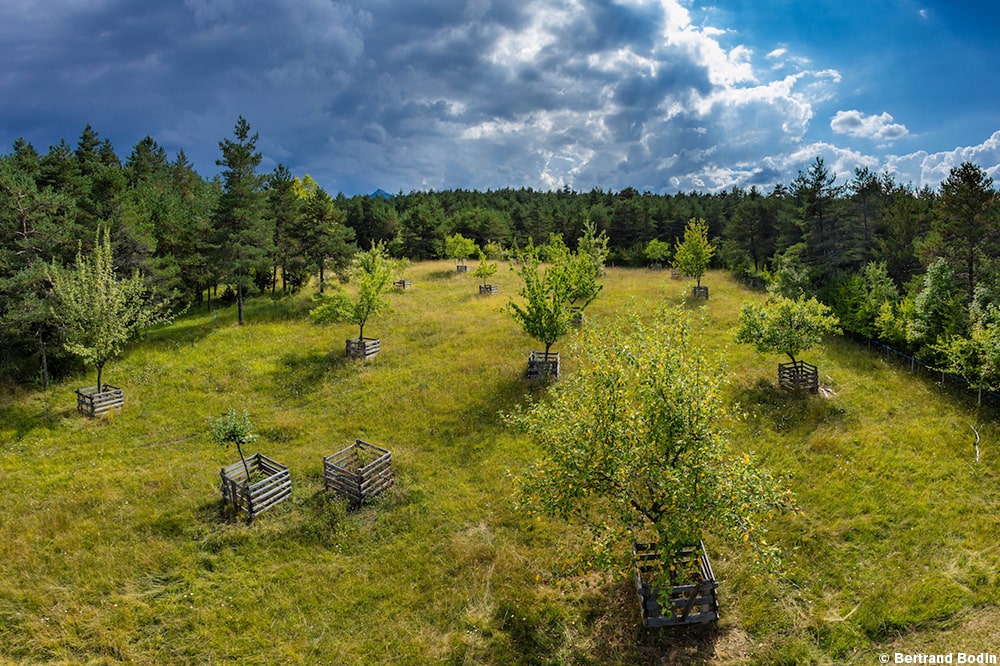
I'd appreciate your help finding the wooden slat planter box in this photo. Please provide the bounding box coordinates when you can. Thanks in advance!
[633,541,719,628]
[527,351,560,379]
[568,306,584,327]
[394,279,411,290]
[323,439,394,506]
[778,360,819,393]
[456,264,469,273]
[691,286,709,299]
[479,284,499,295]
[75,384,124,417]
[346,337,380,360]
[220,453,292,522]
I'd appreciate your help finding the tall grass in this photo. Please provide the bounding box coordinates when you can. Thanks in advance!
[1,263,999,664]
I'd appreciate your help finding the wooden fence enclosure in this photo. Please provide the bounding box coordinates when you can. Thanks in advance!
[691,286,709,299]
[346,337,381,360]
[219,453,292,522]
[778,360,819,393]
[456,264,469,273]
[323,439,394,506]
[75,384,124,417]
[479,284,498,295]
[633,541,719,628]
[393,279,412,290]
[527,351,560,379]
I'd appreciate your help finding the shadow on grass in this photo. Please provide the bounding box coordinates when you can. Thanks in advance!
[426,269,461,281]
[272,349,350,400]
[733,377,847,434]
[480,577,727,665]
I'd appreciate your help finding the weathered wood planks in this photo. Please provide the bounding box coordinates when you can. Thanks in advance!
[346,337,381,360]
[778,360,819,393]
[220,453,292,522]
[527,351,560,380]
[75,384,124,417]
[633,541,719,628]
[323,439,394,506]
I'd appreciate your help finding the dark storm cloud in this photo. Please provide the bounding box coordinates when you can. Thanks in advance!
[3,0,964,194]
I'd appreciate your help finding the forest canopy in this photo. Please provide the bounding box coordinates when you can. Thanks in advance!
[2,124,998,392]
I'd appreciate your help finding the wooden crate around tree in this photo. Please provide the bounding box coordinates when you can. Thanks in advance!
[456,264,469,273]
[527,351,560,379]
[75,384,124,417]
[219,453,292,523]
[691,286,709,299]
[479,284,498,295]
[323,439,394,506]
[633,541,719,628]
[346,337,381,360]
[778,360,819,393]
[393,279,411,290]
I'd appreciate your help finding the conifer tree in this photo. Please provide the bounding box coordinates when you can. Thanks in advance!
[213,116,273,324]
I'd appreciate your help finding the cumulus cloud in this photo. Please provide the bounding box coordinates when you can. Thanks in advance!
[7,0,988,196]
[830,110,909,142]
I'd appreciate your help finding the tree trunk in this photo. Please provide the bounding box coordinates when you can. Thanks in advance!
[237,284,245,325]
[96,362,104,391]
[319,260,326,294]
[271,264,278,296]
[236,441,252,488]
[359,322,365,340]
[37,332,49,389]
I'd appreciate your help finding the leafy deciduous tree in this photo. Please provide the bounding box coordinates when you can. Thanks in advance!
[673,218,715,288]
[444,232,478,267]
[49,226,173,389]
[310,241,395,340]
[508,306,793,586]
[734,295,840,365]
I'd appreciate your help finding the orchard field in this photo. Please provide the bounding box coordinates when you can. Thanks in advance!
[2,263,999,664]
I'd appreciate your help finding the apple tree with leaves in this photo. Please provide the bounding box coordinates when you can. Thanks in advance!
[507,306,793,588]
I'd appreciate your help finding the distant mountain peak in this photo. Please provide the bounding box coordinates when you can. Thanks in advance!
[371,188,392,199]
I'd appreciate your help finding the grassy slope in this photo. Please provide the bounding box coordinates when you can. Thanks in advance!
[1,262,999,664]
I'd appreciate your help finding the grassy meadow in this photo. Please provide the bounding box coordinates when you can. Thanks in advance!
[2,261,1000,664]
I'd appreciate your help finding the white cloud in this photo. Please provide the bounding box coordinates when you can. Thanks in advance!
[885,130,1000,189]
[830,110,909,142]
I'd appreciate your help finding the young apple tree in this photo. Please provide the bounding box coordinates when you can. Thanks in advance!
[507,306,793,587]
[673,218,715,288]
[50,226,173,390]
[506,242,574,357]
[210,408,258,482]
[444,232,477,269]
[471,249,498,286]
[734,295,841,365]
[310,241,395,341]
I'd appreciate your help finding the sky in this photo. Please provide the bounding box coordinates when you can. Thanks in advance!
[3,0,1000,196]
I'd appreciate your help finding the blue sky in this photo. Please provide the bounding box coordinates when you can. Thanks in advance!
[2,0,1000,196]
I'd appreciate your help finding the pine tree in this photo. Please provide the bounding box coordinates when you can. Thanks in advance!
[212,116,273,324]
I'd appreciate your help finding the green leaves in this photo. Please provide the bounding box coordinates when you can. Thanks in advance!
[672,218,715,287]
[509,307,793,586]
[49,226,173,387]
[309,241,395,339]
[209,408,259,448]
[471,250,498,284]
[444,232,477,263]
[734,294,840,364]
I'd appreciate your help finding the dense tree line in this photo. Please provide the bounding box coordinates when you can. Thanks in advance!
[3,119,999,390]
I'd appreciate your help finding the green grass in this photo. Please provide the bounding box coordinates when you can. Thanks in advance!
[2,262,1000,664]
